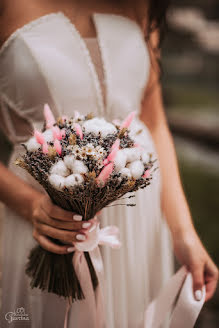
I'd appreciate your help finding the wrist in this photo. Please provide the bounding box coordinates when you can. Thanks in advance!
[172,225,199,250]
[171,222,196,245]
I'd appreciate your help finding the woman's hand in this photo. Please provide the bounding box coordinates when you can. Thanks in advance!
[30,193,94,254]
[173,229,218,302]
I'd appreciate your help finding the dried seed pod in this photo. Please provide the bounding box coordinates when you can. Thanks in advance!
[69,134,77,145]
[14,159,28,169]
[118,127,127,139]
[86,112,94,120]
[48,146,57,158]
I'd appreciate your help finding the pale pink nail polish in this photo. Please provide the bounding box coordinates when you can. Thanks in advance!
[195,290,202,301]
[82,222,91,229]
[76,234,86,241]
[67,247,75,253]
[74,215,82,221]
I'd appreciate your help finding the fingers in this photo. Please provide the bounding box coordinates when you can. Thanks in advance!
[37,213,93,231]
[204,260,219,301]
[35,222,87,244]
[191,264,205,301]
[33,229,70,254]
[41,195,80,222]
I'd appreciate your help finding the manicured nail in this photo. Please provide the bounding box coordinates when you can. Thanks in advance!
[76,234,86,241]
[74,215,82,221]
[67,247,75,253]
[82,222,91,229]
[89,224,96,232]
[195,290,202,301]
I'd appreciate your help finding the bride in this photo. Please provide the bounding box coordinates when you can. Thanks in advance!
[0,0,218,327]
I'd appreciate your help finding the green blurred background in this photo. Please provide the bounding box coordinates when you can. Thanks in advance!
[162,1,219,326]
[0,0,218,326]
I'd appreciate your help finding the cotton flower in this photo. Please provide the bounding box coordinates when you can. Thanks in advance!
[114,150,127,172]
[64,155,75,171]
[43,129,54,143]
[141,151,150,164]
[49,174,65,190]
[65,174,84,188]
[127,160,144,179]
[26,137,41,152]
[83,118,117,137]
[123,148,141,162]
[50,160,69,177]
[64,174,77,188]
[120,168,132,179]
[72,160,88,174]
[73,174,84,184]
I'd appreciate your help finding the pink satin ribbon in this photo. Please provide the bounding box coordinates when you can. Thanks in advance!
[64,219,121,328]
[144,266,206,328]
[64,220,205,328]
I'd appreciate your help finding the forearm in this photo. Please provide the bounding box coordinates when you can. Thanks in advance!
[149,120,195,239]
[0,162,41,220]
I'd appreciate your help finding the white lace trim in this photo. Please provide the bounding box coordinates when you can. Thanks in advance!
[0,12,64,56]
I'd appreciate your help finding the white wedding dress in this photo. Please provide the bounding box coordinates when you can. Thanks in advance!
[0,12,173,327]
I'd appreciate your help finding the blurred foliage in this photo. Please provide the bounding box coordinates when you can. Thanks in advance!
[163,2,219,325]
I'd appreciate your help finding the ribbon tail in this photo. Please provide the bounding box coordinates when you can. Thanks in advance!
[89,247,106,328]
[144,266,205,328]
[64,249,106,328]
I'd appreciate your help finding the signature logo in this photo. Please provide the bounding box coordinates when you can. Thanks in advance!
[5,307,30,324]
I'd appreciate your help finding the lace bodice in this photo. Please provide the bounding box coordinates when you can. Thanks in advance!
[0,12,150,144]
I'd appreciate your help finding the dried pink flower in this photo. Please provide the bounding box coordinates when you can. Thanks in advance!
[96,163,114,186]
[143,169,151,179]
[73,123,83,140]
[52,126,62,140]
[54,139,62,155]
[34,130,45,145]
[120,111,136,130]
[44,104,56,128]
[111,139,120,151]
[104,139,120,166]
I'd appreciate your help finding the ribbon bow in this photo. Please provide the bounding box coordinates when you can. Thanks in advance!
[74,220,121,252]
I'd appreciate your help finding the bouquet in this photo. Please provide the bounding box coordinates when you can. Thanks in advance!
[16,105,156,302]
